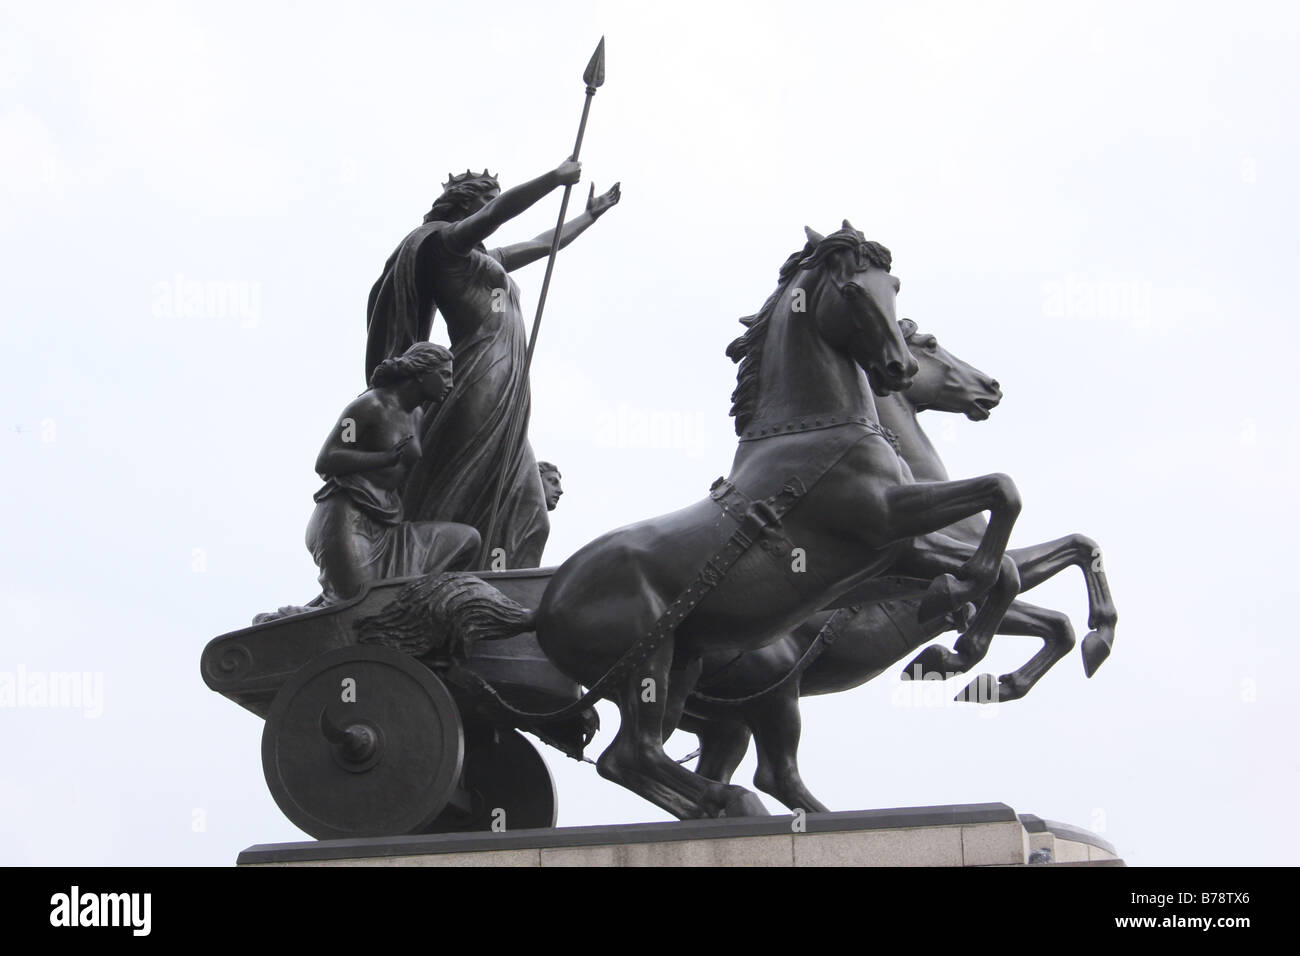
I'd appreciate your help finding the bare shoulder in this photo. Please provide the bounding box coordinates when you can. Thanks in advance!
[328,390,406,451]
[336,391,391,428]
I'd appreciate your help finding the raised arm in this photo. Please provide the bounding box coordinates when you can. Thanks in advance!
[440,160,583,256]
[495,182,621,272]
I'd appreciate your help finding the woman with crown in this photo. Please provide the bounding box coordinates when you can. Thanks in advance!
[365,161,620,570]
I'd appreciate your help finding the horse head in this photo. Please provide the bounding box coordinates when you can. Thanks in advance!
[728,222,919,436]
[898,318,1002,421]
[801,221,918,396]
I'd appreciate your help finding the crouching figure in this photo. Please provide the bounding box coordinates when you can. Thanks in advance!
[307,342,481,604]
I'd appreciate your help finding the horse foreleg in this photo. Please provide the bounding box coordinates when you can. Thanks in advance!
[748,690,829,814]
[1007,533,1118,676]
[876,473,1021,621]
[960,599,1076,703]
[596,642,767,820]
[892,534,1020,685]
[1074,536,1118,677]
[681,714,751,786]
[662,655,702,740]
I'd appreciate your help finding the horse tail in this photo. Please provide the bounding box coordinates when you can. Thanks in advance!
[354,571,535,658]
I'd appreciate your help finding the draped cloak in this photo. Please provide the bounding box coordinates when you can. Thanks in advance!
[364,223,549,570]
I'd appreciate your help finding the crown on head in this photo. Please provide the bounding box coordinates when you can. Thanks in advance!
[443,168,499,188]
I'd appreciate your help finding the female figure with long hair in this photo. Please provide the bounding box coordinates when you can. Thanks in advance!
[308,342,480,604]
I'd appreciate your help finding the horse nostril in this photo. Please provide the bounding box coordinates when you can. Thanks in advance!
[886,361,906,381]
[989,379,1000,391]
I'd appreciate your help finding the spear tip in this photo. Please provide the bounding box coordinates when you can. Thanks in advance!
[583,36,606,88]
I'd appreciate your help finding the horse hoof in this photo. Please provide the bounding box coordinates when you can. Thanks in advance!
[955,673,1000,704]
[997,673,1029,702]
[919,573,960,623]
[1082,629,1112,677]
[721,787,769,818]
[903,643,959,680]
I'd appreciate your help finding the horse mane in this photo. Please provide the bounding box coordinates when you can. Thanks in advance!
[726,227,893,435]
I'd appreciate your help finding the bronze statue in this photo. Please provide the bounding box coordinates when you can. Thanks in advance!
[205,41,1117,839]
[364,164,619,571]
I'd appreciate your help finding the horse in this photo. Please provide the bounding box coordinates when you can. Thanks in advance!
[677,318,1119,812]
[427,222,1026,820]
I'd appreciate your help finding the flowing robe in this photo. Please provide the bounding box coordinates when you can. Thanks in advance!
[306,471,479,604]
[365,223,549,569]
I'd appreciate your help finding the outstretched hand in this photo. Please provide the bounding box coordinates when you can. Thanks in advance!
[587,182,621,218]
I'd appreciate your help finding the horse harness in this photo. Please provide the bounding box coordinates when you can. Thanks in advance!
[738,412,902,454]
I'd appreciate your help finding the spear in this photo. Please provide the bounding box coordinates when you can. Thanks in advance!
[477,37,606,568]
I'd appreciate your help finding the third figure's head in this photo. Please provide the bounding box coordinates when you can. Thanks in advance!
[538,461,563,511]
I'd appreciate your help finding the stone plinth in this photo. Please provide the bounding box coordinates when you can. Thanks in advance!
[237,803,1121,867]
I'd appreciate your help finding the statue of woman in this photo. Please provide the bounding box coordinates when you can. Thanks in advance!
[365,161,620,569]
[308,342,480,604]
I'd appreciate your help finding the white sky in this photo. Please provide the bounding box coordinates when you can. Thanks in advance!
[2,0,1297,866]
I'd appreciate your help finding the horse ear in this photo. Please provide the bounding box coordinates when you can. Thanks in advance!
[842,218,856,232]
[804,225,825,244]
[898,318,918,340]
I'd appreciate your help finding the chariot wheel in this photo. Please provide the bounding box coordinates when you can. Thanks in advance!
[261,645,464,840]
[430,726,557,833]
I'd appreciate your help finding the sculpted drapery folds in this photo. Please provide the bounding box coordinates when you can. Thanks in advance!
[365,164,619,569]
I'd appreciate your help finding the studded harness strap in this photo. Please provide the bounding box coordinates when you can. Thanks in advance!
[739,412,901,453]
[446,424,888,724]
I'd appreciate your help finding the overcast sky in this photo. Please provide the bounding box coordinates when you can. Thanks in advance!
[2,0,1297,866]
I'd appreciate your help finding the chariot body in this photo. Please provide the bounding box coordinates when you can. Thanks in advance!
[201,568,591,840]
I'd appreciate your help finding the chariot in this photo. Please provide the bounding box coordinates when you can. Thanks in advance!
[200,568,593,840]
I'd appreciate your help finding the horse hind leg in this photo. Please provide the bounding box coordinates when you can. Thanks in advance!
[595,642,768,820]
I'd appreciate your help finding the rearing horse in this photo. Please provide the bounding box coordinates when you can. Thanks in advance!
[679,318,1119,813]
[523,223,1025,819]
